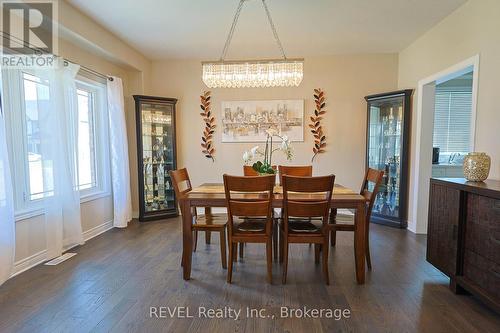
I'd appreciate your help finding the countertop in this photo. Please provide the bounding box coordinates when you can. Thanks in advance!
[431,177,500,198]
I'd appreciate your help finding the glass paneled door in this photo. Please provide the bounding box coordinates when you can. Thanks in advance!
[365,90,412,228]
[134,95,178,221]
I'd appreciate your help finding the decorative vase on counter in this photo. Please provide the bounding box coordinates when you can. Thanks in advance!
[463,152,491,181]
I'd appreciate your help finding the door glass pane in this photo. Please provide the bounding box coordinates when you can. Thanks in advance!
[367,96,403,218]
[141,102,174,213]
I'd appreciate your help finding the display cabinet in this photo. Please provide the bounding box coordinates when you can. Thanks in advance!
[134,95,178,221]
[364,90,413,228]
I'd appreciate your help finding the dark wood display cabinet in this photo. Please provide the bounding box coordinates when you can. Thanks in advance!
[427,178,500,313]
[364,90,413,228]
[134,95,178,221]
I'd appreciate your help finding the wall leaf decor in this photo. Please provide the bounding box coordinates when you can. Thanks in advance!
[310,88,327,162]
[200,91,216,162]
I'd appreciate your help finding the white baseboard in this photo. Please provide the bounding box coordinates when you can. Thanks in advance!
[83,220,114,241]
[11,220,114,279]
[12,249,48,277]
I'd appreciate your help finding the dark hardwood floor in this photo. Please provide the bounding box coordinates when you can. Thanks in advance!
[0,218,499,333]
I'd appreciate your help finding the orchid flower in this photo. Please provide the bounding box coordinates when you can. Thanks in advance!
[280,135,290,150]
[242,132,294,174]
[243,151,251,165]
[250,145,260,157]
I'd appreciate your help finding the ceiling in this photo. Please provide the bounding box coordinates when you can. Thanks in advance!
[67,0,466,60]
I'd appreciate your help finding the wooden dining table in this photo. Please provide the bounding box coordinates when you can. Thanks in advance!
[179,183,368,284]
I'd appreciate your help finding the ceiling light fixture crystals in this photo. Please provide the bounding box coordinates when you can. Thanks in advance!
[202,0,303,88]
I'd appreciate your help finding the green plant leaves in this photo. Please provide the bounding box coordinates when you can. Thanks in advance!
[252,161,276,175]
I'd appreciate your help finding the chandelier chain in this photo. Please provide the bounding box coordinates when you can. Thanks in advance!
[261,0,287,60]
[220,0,246,61]
[219,0,287,61]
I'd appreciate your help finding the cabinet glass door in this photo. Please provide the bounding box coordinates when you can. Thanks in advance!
[367,96,404,219]
[140,102,176,214]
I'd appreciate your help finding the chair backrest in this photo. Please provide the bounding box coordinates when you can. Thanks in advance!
[278,165,313,185]
[360,168,385,221]
[243,165,276,176]
[223,174,275,235]
[169,168,192,199]
[282,175,335,234]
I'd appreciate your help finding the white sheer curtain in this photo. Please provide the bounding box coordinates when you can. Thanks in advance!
[0,103,15,285]
[107,77,132,228]
[37,60,84,259]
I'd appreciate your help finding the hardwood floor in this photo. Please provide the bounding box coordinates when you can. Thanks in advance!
[0,218,499,333]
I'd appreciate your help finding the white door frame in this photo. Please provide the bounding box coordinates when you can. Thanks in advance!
[410,54,480,234]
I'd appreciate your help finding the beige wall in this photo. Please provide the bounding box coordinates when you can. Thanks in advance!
[149,55,399,192]
[398,0,500,232]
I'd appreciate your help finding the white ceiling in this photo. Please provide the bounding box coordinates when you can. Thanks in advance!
[67,0,466,60]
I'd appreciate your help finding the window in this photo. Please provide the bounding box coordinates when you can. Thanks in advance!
[75,77,110,201]
[76,86,97,191]
[1,69,110,216]
[22,72,54,201]
[74,78,110,199]
[433,86,473,155]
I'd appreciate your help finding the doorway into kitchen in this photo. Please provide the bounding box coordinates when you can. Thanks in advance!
[410,55,479,234]
[431,66,474,178]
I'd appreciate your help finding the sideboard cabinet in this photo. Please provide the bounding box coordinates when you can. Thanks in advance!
[427,178,500,313]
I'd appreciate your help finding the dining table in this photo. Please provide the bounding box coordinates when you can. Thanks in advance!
[179,183,368,284]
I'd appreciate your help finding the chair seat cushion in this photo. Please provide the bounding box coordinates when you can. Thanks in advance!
[285,219,323,233]
[234,218,267,232]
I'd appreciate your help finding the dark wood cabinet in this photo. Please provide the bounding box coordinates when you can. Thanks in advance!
[463,193,500,301]
[427,183,461,276]
[427,178,500,313]
[134,95,178,221]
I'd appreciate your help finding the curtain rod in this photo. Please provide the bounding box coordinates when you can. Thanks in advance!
[2,31,114,81]
[63,60,114,82]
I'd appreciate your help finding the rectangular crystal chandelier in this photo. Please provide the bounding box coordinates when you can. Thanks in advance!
[202,59,304,88]
[202,0,303,89]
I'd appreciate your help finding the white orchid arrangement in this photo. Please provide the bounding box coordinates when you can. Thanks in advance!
[243,129,293,174]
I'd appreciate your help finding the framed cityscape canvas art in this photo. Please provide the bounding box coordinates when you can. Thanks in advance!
[221,99,304,142]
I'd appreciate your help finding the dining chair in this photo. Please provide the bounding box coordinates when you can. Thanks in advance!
[169,168,228,269]
[223,174,275,283]
[278,165,312,185]
[241,165,278,261]
[278,165,314,249]
[329,168,384,270]
[280,174,335,284]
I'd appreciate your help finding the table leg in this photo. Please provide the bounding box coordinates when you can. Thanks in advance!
[354,202,366,284]
[182,201,193,280]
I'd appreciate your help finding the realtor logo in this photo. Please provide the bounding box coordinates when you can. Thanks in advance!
[1,0,58,67]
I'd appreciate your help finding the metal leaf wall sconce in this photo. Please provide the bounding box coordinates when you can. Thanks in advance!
[310,88,327,162]
[200,91,216,162]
